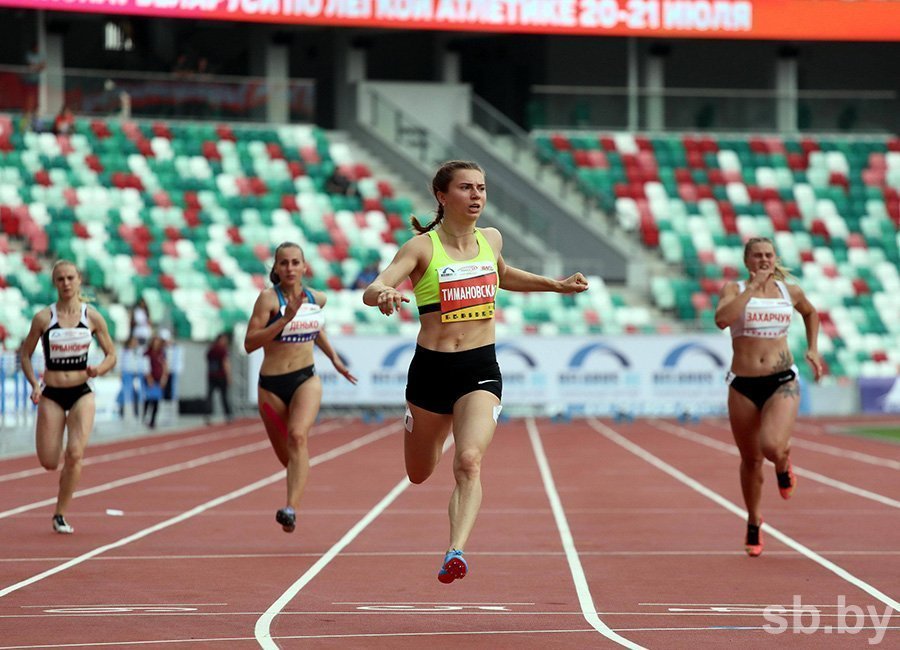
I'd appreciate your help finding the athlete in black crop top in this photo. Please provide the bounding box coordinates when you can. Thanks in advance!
[20,260,117,535]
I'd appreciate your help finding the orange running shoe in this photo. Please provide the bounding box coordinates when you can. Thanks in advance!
[777,462,796,500]
[745,521,763,557]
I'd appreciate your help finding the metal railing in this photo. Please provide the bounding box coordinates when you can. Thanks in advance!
[0,65,316,123]
[528,85,899,134]
[365,88,568,267]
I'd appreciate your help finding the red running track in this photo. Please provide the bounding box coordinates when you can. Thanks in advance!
[0,416,897,648]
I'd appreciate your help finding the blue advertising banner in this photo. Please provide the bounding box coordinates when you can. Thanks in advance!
[248,334,733,416]
[859,377,900,414]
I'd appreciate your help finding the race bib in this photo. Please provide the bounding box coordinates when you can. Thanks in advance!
[281,303,324,343]
[743,299,792,338]
[48,328,92,365]
[437,262,498,323]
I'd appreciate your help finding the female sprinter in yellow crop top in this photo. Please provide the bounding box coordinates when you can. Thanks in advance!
[244,242,357,534]
[715,237,823,557]
[20,259,117,535]
[363,160,589,583]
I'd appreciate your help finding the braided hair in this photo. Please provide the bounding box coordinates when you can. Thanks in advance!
[410,160,485,234]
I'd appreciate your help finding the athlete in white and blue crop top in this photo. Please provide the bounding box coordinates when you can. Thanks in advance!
[243,242,357,533]
[715,237,823,557]
[20,260,117,535]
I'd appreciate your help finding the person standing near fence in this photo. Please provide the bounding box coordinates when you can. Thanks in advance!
[206,332,233,423]
[715,237,823,557]
[19,260,117,534]
[362,160,589,583]
[117,335,143,419]
[142,334,168,429]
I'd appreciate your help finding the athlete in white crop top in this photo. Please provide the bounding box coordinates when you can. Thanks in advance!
[243,242,357,533]
[715,237,823,557]
[20,260,117,535]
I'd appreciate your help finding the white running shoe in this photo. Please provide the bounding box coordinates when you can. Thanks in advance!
[52,514,74,534]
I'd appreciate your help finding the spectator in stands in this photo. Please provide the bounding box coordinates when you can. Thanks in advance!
[352,260,380,290]
[243,242,357,533]
[325,168,356,197]
[205,331,233,423]
[172,53,192,79]
[362,160,588,583]
[715,236,823,557]
[22,43,44,114]
[142,334,168,429]
[19,260,117,534]
[130,297,152,345]
[53,105,75,136]
[117,335,144,419]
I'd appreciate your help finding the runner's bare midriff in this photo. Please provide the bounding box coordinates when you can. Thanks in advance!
[416,313,495,352]
[731,337,794,376]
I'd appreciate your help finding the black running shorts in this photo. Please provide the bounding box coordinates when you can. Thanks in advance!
[405,344,502,415]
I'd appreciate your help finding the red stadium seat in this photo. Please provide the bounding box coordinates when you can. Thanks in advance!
[33,170,51,186]
[281,194,299,212]
[159,274,177,291]
[90,120,112,138]
[201,141,222,161]
[152,122,173,139]
[852,278,870,295]
[377,180,395,197]
[551,133,571,151]
[215,124,236,141]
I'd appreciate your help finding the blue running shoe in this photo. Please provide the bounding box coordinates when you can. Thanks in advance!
[437,549,467,583]
[275,507,296,533]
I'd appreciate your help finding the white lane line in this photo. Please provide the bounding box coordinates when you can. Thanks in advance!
[711,420,900,470]
[589,419,900,615]
[332,601,535,604]
[0,629,602,649]
[6,548,900,565]
[0,610,893,618]
[18,602,226,607]
[254,435,455,649]
[0,424,261,483]
[525,417,645,650]
[254,477,413,649]
[789,437,900,470]
[652,420,900,509]
[0,423,400,599]
[0,442,269,519]
[0,422,342,520]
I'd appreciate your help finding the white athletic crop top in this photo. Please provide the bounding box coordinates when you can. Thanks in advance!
[41,303,93,370]
[730,280,793,340]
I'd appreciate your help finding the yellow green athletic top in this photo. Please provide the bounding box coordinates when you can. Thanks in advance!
[413,229,499,323]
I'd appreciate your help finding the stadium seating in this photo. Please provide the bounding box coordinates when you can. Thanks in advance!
[0,116,651,349]
[0,118,418,343]
[4,115,894,380]
[537,131,900,379]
